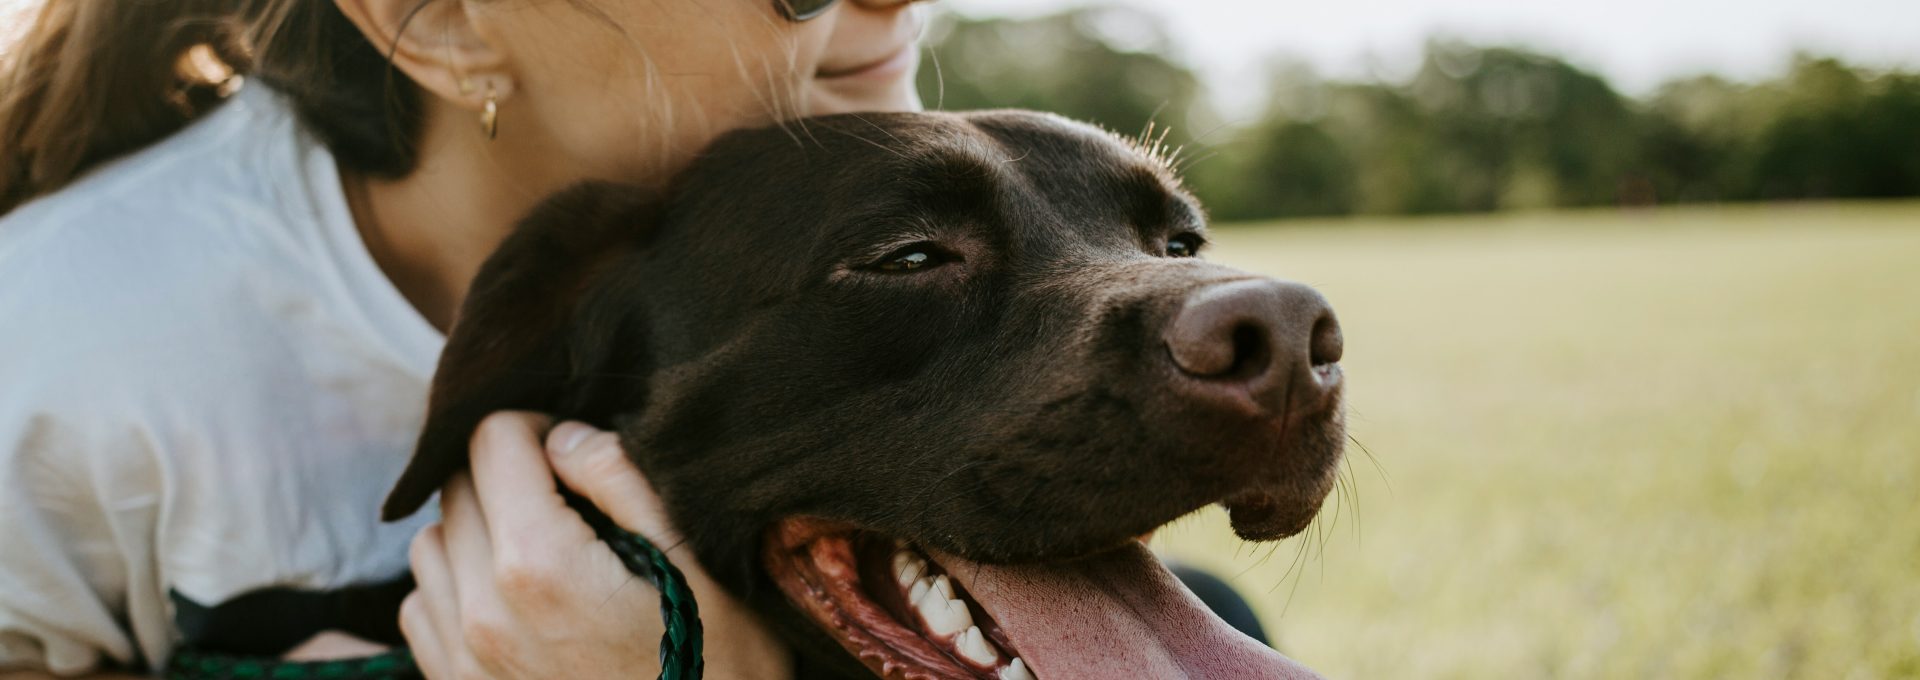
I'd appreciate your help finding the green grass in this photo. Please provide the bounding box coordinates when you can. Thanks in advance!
[1150,201,1920,679]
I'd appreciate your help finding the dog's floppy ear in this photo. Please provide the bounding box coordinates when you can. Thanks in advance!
[382,182,661,521]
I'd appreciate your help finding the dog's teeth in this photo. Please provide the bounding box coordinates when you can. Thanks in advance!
[918,596,973,637]
[957,625,1001,666]
[892,552,927,587]
[907,576,933,605]
[931,574,955,600]
[1000,658,1035,680]
[931,598,974,637]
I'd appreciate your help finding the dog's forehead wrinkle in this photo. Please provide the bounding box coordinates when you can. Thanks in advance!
[988,156,1186,258]
[820,203,945,250]
[848,113,1177,262]
[806,149,1023,256]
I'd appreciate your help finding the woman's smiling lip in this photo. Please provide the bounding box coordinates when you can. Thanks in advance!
[815,42,916,81]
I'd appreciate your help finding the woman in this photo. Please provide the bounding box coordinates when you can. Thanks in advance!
[0,0,925,677]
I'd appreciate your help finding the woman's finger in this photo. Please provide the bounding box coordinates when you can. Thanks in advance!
[398,592,450,680]
[545,421,682,545]
[437,474,504,616]
[406,523,462,651]
[466,411,578,550]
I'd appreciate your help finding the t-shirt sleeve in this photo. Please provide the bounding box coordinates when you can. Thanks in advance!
[0,414,153,675]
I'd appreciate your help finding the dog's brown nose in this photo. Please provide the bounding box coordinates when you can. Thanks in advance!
[1164,279,1342,414]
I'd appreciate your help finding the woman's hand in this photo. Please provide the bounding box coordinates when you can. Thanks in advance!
[401,412,792,680]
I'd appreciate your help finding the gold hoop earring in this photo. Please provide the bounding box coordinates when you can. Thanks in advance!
[480,85,499,140]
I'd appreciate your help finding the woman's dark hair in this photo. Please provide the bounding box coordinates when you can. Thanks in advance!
[0,0,425,216]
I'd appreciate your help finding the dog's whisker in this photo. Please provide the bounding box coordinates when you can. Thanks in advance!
[652,536,694,560]
[1322,474,1346,554]
[1346,433,1392,491]
[1232,543,1269,581]
[1172,150,1221,175]
[1314,512,1331,570]
[1271,534,1316,621]
[1136,104,1168,144]
[596,573,642,613]
[1341,457,1366,543]
[1263,540,1304,596]
[1164,117,1242,178]
[894,461,997,526]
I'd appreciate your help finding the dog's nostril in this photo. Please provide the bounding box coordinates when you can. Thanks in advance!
[1165,280,1302,380]
[1228,323,1268,376]
[1309,313,1343,367]
[1166,300,1264,378]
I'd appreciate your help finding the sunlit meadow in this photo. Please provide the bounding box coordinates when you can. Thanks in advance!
[1152,201,1920,679]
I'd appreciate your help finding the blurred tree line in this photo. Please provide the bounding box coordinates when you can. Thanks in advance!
[915,7,1920,221]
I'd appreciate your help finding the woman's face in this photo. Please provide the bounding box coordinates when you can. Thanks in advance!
[473,0,926,185]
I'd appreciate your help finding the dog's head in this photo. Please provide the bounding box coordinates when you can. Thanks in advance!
[384,111,1342,680]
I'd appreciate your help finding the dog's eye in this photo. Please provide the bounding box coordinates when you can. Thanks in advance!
[1166,233,1204,258]
[870,242,958,273]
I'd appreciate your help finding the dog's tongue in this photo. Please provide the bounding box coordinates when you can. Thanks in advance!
[934,543,1322,680]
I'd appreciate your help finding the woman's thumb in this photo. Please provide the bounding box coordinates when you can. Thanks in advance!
[545,421,681,544]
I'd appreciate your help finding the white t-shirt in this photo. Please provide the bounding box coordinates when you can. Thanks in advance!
[0,84,444,675]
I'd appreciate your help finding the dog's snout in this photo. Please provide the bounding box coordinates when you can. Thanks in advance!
[1164,279,1342,414]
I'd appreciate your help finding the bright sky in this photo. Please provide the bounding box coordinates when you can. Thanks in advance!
[945,0,1920,116]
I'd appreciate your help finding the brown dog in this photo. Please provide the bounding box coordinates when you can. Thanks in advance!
[383,111,1343,680]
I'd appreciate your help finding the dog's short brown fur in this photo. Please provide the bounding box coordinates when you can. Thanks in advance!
[383,111,1345,679]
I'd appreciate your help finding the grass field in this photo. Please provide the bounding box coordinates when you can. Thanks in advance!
[1149,201,1920,679]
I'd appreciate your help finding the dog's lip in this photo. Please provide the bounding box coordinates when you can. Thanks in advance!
[765,520,1020,679]
[1221,489,1321,541]
[771,516,849,548]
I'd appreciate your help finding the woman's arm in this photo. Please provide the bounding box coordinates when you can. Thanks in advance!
[400,413,792,680]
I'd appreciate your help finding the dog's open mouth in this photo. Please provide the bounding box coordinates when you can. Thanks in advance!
[766,517,1319,680]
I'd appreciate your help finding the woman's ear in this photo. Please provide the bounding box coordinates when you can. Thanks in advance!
[382,182,662,521]
[331,0,513,110]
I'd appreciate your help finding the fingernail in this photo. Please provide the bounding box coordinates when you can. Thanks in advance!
[549,421,596,456]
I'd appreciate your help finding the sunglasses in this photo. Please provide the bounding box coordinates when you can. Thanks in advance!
[776,0,840,21]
